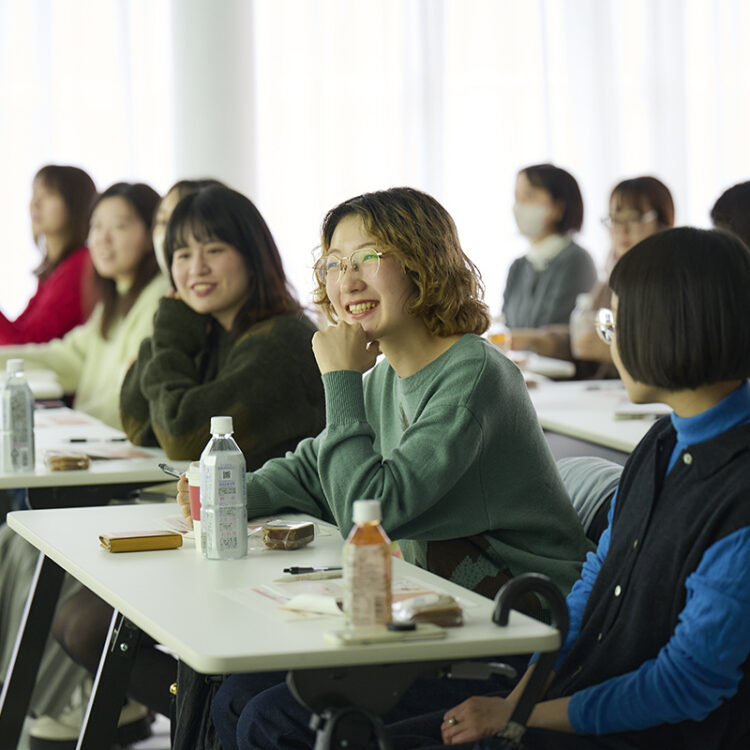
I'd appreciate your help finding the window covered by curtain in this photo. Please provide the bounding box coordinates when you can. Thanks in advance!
[2,0,749,318]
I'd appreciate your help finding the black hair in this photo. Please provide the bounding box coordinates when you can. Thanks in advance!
[520,163,584,233]
[164,185,300,335]
[710,181,750,250]
[90,182,160,338]
[610,227,750,389]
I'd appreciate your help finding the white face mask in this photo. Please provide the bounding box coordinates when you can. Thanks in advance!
[513,202,550,239]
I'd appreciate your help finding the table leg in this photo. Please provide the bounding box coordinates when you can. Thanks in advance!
[0,552,64,750]
[76,610,142,750]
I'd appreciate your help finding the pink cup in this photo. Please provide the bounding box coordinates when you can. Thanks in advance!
[187,461,202,553]
[187,461,201,521]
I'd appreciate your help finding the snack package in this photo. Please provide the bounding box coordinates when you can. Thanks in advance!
[44,451,90,471]
[261,521,315,550]
[392,593,464,627]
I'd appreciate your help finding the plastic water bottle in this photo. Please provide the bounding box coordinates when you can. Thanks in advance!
[343,500,392,626]
[200,416,247,560]
[0,359,35,472]
[570,292,595,356]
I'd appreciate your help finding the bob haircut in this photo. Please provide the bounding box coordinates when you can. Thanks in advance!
[91,183,161,338]
[164,185,300,335]
[33,165,97,279]
[610,176,675,229]
[520,163,584,234]
[610,227,750,390]
[710,181,750,250]
[315,187,490,337]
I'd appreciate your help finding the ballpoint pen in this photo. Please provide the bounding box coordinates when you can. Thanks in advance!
[158,463,182,479]
[283,566,342,574]
[69,437,127,443]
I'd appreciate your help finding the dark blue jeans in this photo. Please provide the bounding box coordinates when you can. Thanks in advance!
[212,662,523,750]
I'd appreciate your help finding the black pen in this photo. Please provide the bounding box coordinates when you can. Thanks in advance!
[69,437,127,443]
[283,566,342,574]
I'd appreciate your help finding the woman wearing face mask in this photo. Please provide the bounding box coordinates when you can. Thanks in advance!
[0,165,98,344]
[502,164,596,351]
[0,182,168,748]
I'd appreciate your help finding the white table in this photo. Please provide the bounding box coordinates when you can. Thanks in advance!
[529,380,671,462]
[2,504,562,749]
[0,407,181,507]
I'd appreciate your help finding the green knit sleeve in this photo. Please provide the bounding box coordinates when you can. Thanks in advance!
[245,434,335,523]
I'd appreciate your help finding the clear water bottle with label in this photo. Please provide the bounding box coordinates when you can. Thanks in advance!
[343,500,392,626]
[0,359,35,472]
[200,416,247,560]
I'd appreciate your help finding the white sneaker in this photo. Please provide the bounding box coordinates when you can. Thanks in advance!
[29,680,152,750]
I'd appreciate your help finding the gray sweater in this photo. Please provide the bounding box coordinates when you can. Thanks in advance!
[503,240,596,328]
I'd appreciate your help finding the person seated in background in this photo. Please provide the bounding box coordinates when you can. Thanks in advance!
[120,182,325,460]
[507,176,673,374]
[388,227,750,749]
[0,164,98,344]
[710,179,750,248]
[502,163,596,352]
[0,182,166,427]
[202,186,591,750]
[569,176,675,376]
[0,181,166,748]
[50,183,326,750]
[151,178,225,281]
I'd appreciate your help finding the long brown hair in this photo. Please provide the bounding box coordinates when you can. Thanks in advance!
[91,183,161,338]
[32,165,97,280]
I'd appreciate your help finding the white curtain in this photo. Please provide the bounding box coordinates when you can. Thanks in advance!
[2,0,749,319]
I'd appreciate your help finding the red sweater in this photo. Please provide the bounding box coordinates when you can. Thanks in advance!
[0,246,94,344]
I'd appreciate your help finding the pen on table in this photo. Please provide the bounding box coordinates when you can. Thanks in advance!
[283,566,342,574]
[273,569,343,582]
[158,462,183,479]
[69,437,127,443]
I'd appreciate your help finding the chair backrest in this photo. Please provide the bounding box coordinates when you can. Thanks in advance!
[556,456,622,544]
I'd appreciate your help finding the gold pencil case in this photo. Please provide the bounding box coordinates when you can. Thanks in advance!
[99,530,183,553]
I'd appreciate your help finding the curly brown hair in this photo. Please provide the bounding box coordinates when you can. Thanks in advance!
[314,187,490,337]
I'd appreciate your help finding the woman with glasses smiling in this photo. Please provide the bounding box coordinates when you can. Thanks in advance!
[199,187,591,750]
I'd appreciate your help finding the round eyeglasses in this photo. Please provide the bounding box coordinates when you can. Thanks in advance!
[313,248,385,285]
[595,307,615,344]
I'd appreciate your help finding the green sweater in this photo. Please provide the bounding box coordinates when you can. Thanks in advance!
[246,334,591,600]
[120,298,325,464]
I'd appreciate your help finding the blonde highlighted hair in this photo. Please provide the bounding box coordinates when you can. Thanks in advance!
[314,187,490,337]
